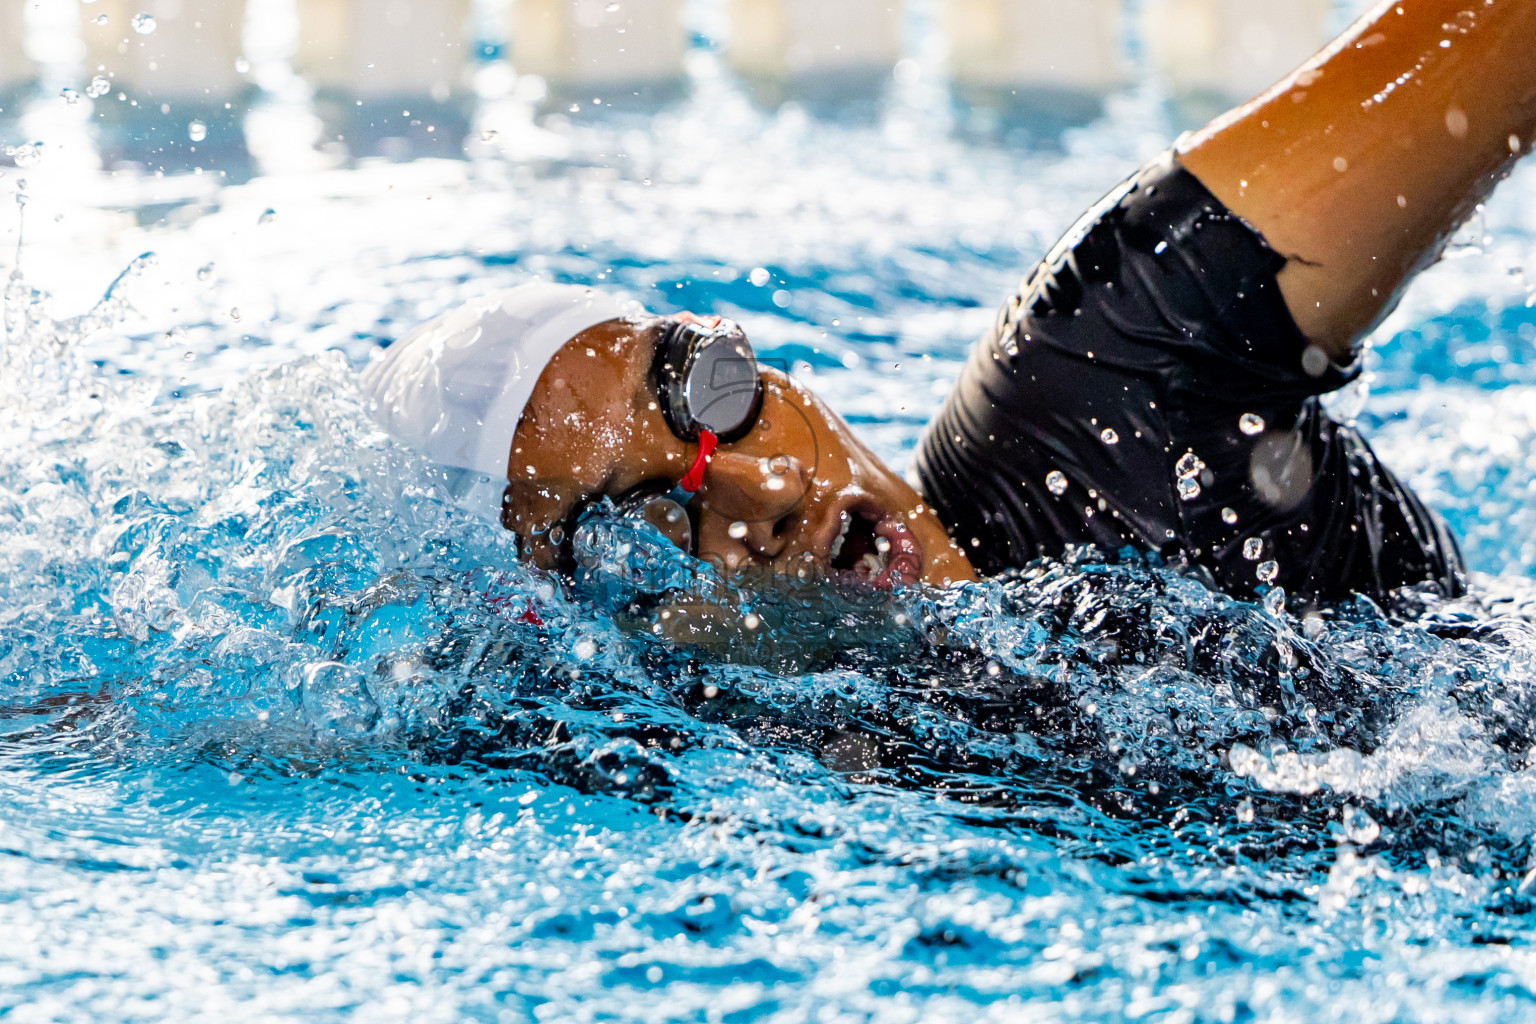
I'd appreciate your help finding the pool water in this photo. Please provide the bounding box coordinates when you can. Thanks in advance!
[7,45,1536,1024]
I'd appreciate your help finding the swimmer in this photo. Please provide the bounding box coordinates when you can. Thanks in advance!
[366,0,1536,605]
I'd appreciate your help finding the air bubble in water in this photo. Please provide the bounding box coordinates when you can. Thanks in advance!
[258,208,277,225]
[92,13,108,25]
[1239,413,1266,436]
[1176,452,1204,478]
[60,88,80,105]
[480,129,499,143]
[1236,799,1255,823]
[1222,508,1239,525]
[86,75,111,98]
[1257,560,1279,583]
[197,262,215,282]
[131,12,156,33]
[728,522,748,540]
[1177,476,1201,501]
[749,267,770,287]
[188,120,208,142]
[1100,427,1119,445]
[1244,537,1264,561]
[235,56,251,74]
[1046,470,1069,496]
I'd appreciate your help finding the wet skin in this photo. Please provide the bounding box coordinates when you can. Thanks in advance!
[1180,0,1536,361]
[501,317,978,588]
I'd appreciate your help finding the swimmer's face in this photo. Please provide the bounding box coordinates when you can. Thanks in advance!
[503,317,977,588]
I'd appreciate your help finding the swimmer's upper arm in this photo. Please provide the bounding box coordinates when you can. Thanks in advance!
[1178,0,1536,362]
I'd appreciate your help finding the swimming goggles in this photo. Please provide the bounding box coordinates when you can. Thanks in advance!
[562,314,764,562]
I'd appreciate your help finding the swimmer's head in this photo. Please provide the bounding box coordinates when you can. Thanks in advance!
[366,283,975,588]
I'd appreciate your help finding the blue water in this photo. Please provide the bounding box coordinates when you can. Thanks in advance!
[8,49,1536,1024]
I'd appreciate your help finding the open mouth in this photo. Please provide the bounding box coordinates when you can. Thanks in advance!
[827,507,923,587]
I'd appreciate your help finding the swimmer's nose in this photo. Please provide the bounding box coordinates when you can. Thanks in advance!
[695,450,812,556]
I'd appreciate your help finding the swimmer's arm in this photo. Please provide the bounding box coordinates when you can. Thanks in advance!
[1177,0,1536,363]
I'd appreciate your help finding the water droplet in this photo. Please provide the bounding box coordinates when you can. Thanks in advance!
[60,88,80,105]
[86,75,111,99]
[728,522,748,540]
[131,12,157,33]
[1239,413,1266,436]
[548,525,566,546]
[1175,451,1204,478]
[92,13,108,25]
[1243,538,1264,561]
[1256,560,1279,583]
[235,56,251,74]
[748,267,770,287]
[258,208,277,225]
[1342,806,1381,845]
[1301,345,1330,377]
[229,307,241,321]
[1177,476,1201,501]
[1236,799,1255,823]
[479,129,499,143]
[605,1,621,10]
[1100,427,1119,445]
[196,262,215,282]
[1046,470,1069,496]
[187,120,207,142]
[1222,508,1239,525]
[875,536,891,555]
[1263,586,1286,617]
[9,142,42,168]
[743,613,760,630]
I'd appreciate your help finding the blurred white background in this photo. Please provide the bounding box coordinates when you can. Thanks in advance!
[0,0,1383,182]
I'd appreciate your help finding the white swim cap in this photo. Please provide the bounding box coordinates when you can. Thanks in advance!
[362,282,645,479]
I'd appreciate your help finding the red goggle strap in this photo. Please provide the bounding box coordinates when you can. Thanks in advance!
[679,430,718,494]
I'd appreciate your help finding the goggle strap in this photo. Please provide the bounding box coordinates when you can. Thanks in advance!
[678,429,718,494]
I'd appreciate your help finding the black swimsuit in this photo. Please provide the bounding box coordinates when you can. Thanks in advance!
[916,153,1464,605]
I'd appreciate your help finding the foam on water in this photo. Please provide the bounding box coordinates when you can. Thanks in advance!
[7,80,1536,1022]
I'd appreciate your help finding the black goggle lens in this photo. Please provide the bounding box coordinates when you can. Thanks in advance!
[658,320,763,444]
[684,330,761,440]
